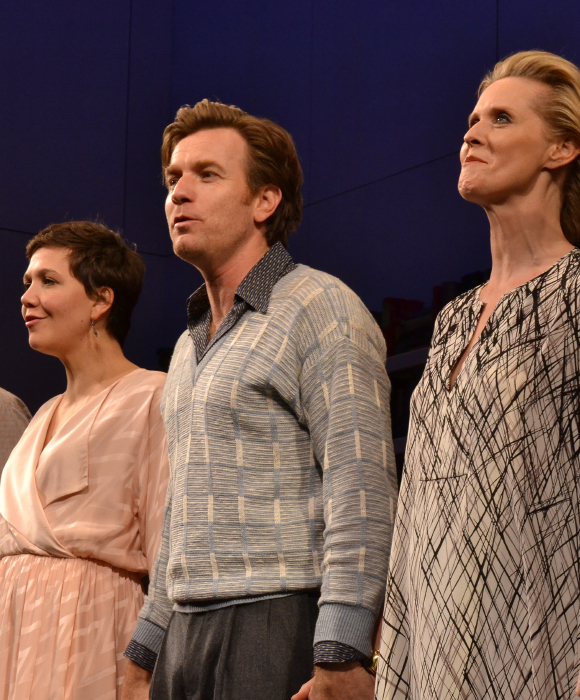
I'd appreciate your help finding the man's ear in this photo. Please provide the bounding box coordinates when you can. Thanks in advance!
[546,137,580,170]
[92,287,114,322]
[253,185,283,224]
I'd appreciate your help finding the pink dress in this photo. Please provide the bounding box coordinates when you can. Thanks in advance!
[0,369,169,700]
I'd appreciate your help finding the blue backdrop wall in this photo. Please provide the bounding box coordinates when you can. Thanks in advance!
[1,0,579,411]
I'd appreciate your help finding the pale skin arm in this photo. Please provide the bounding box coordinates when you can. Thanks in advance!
[291,621,382,700]
[576,670,580,696]
[121,659,152,700]
[291,663,374,700]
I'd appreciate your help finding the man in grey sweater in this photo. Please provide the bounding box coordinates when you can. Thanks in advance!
[122,100,398,700]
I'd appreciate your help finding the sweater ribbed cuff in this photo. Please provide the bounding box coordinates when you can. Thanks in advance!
[313,641,367,664]
[124,640,157,672]
[313,603,377,658]
[131,618,166,655]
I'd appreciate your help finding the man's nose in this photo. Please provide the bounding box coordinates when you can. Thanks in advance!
[171,175,194,204]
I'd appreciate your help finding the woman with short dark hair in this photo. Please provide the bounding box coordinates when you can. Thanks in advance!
[377,51,580,700]
[0,221,169,699]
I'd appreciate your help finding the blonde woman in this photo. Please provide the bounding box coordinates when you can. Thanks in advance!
[377,51,580,700]
[0,222,169,699]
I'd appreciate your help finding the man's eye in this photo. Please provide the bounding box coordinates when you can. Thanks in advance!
[43,278,56,286]
[496,113,511,124]
[23,282,30,291]
[201,171,215,179]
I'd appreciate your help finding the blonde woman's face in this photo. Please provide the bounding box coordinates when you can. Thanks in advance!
[458,76,556,205]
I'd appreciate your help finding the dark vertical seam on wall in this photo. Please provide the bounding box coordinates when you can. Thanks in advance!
[169,0,177,119]
[306,0,315,212]
[122,0,134,234]
[163,0,177,326]
[495,0,500,62]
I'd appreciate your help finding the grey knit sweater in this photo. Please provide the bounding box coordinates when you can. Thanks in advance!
[132,264,398,656]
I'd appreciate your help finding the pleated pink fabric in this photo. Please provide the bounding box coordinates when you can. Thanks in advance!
[0,556,142,700]
[0,369,169,700]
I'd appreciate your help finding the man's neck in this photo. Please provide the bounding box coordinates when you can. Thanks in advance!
[201,238,270,339]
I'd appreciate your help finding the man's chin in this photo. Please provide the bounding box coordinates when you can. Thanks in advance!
[172,235,203,265]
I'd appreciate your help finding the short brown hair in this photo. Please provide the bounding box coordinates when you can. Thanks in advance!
[26,221,146,346]
[162,99,303,247]
[480,51,580,244]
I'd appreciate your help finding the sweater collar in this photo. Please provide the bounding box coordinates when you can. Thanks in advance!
[186,242,296,323]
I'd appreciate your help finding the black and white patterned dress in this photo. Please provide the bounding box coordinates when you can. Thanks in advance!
[377,250,580,700]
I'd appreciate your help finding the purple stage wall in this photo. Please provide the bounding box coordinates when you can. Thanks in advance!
[1,0,578,410]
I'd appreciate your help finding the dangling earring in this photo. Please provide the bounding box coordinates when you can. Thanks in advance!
[91,320,98,337]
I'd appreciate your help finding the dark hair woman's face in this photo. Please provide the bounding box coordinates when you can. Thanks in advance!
[21,247,100,358]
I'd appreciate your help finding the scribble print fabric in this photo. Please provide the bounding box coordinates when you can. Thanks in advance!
[376,250,580,700]
[0,369,169,700]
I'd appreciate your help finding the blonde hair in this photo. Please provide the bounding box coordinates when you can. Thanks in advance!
[479,50,580,244]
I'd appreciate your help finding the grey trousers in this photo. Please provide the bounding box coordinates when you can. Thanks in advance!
[150,592,319,700]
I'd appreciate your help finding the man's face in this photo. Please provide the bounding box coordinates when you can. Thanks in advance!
[164,127,260,268]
